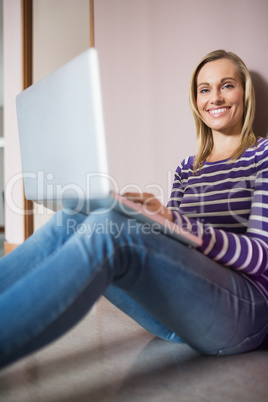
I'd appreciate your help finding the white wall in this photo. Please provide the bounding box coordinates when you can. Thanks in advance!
[95,0,268,204]
[0,0,4,226]
[0,0,3,107]
[3,0,24,244]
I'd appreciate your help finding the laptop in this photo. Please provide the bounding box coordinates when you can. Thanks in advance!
[16,48,202,248]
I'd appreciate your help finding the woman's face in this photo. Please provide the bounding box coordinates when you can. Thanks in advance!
[196,58,244,136]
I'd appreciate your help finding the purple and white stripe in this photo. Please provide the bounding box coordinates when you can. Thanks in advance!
[167,137,268,302]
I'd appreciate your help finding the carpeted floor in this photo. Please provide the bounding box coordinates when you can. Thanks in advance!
[0,297,268,402]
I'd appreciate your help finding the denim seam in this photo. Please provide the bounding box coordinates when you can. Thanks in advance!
[216,321,268,355]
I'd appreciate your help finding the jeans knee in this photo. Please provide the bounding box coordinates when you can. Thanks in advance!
[77,209,128,241]
[48,209,86,233]
[50,209,129,243]
[83,209,122,226]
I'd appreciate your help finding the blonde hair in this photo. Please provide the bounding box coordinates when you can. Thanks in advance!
[189,49,257,171]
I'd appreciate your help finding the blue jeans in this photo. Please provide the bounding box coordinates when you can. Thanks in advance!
[1,209,268,369]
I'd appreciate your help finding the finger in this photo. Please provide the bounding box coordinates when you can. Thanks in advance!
[123,192,145,202]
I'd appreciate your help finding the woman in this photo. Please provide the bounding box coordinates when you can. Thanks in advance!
[1,50,268,369]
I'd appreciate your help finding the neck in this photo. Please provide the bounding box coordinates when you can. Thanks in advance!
[207,132,241,162]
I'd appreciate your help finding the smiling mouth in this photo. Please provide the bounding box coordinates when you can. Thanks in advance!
[207,107,231,116]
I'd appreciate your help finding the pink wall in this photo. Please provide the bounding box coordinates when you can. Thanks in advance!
[95,0,268,203]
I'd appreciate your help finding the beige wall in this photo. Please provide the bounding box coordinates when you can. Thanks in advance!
[95,0,268,204]
[34,0,90,81]
[33,0,90,230]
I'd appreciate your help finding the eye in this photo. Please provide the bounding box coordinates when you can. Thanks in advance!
[199,88,210,94]
[222,83,234,90]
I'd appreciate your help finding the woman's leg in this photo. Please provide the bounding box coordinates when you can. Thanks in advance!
[1,209,268,369]
[104,286,184,343]
[0,210,86,293]
[104,222,268,356]
[0,210,110,368]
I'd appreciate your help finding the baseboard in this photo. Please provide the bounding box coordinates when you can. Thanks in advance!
[4,242,19,255]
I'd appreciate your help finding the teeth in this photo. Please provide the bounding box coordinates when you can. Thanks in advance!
[209,108,229,115]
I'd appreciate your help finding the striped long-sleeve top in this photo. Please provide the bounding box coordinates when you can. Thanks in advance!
[167,137,268,303]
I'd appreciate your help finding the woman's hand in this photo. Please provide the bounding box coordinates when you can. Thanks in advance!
[123,192,174,222]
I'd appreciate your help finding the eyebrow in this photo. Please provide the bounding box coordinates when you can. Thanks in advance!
[197,77,237,88]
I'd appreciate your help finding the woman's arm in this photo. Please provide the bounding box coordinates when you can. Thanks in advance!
[124,187,268,276]
[167,156,268,277]
[172,209,268,276]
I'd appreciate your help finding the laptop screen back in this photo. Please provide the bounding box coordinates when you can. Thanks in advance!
[16,48,110,204]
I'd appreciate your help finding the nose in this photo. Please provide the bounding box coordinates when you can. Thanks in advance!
[211,89,224,104]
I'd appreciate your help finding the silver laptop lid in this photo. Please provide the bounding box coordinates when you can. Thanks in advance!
[16,48,110,205]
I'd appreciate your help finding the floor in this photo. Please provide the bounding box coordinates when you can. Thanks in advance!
[0,296,268,402]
